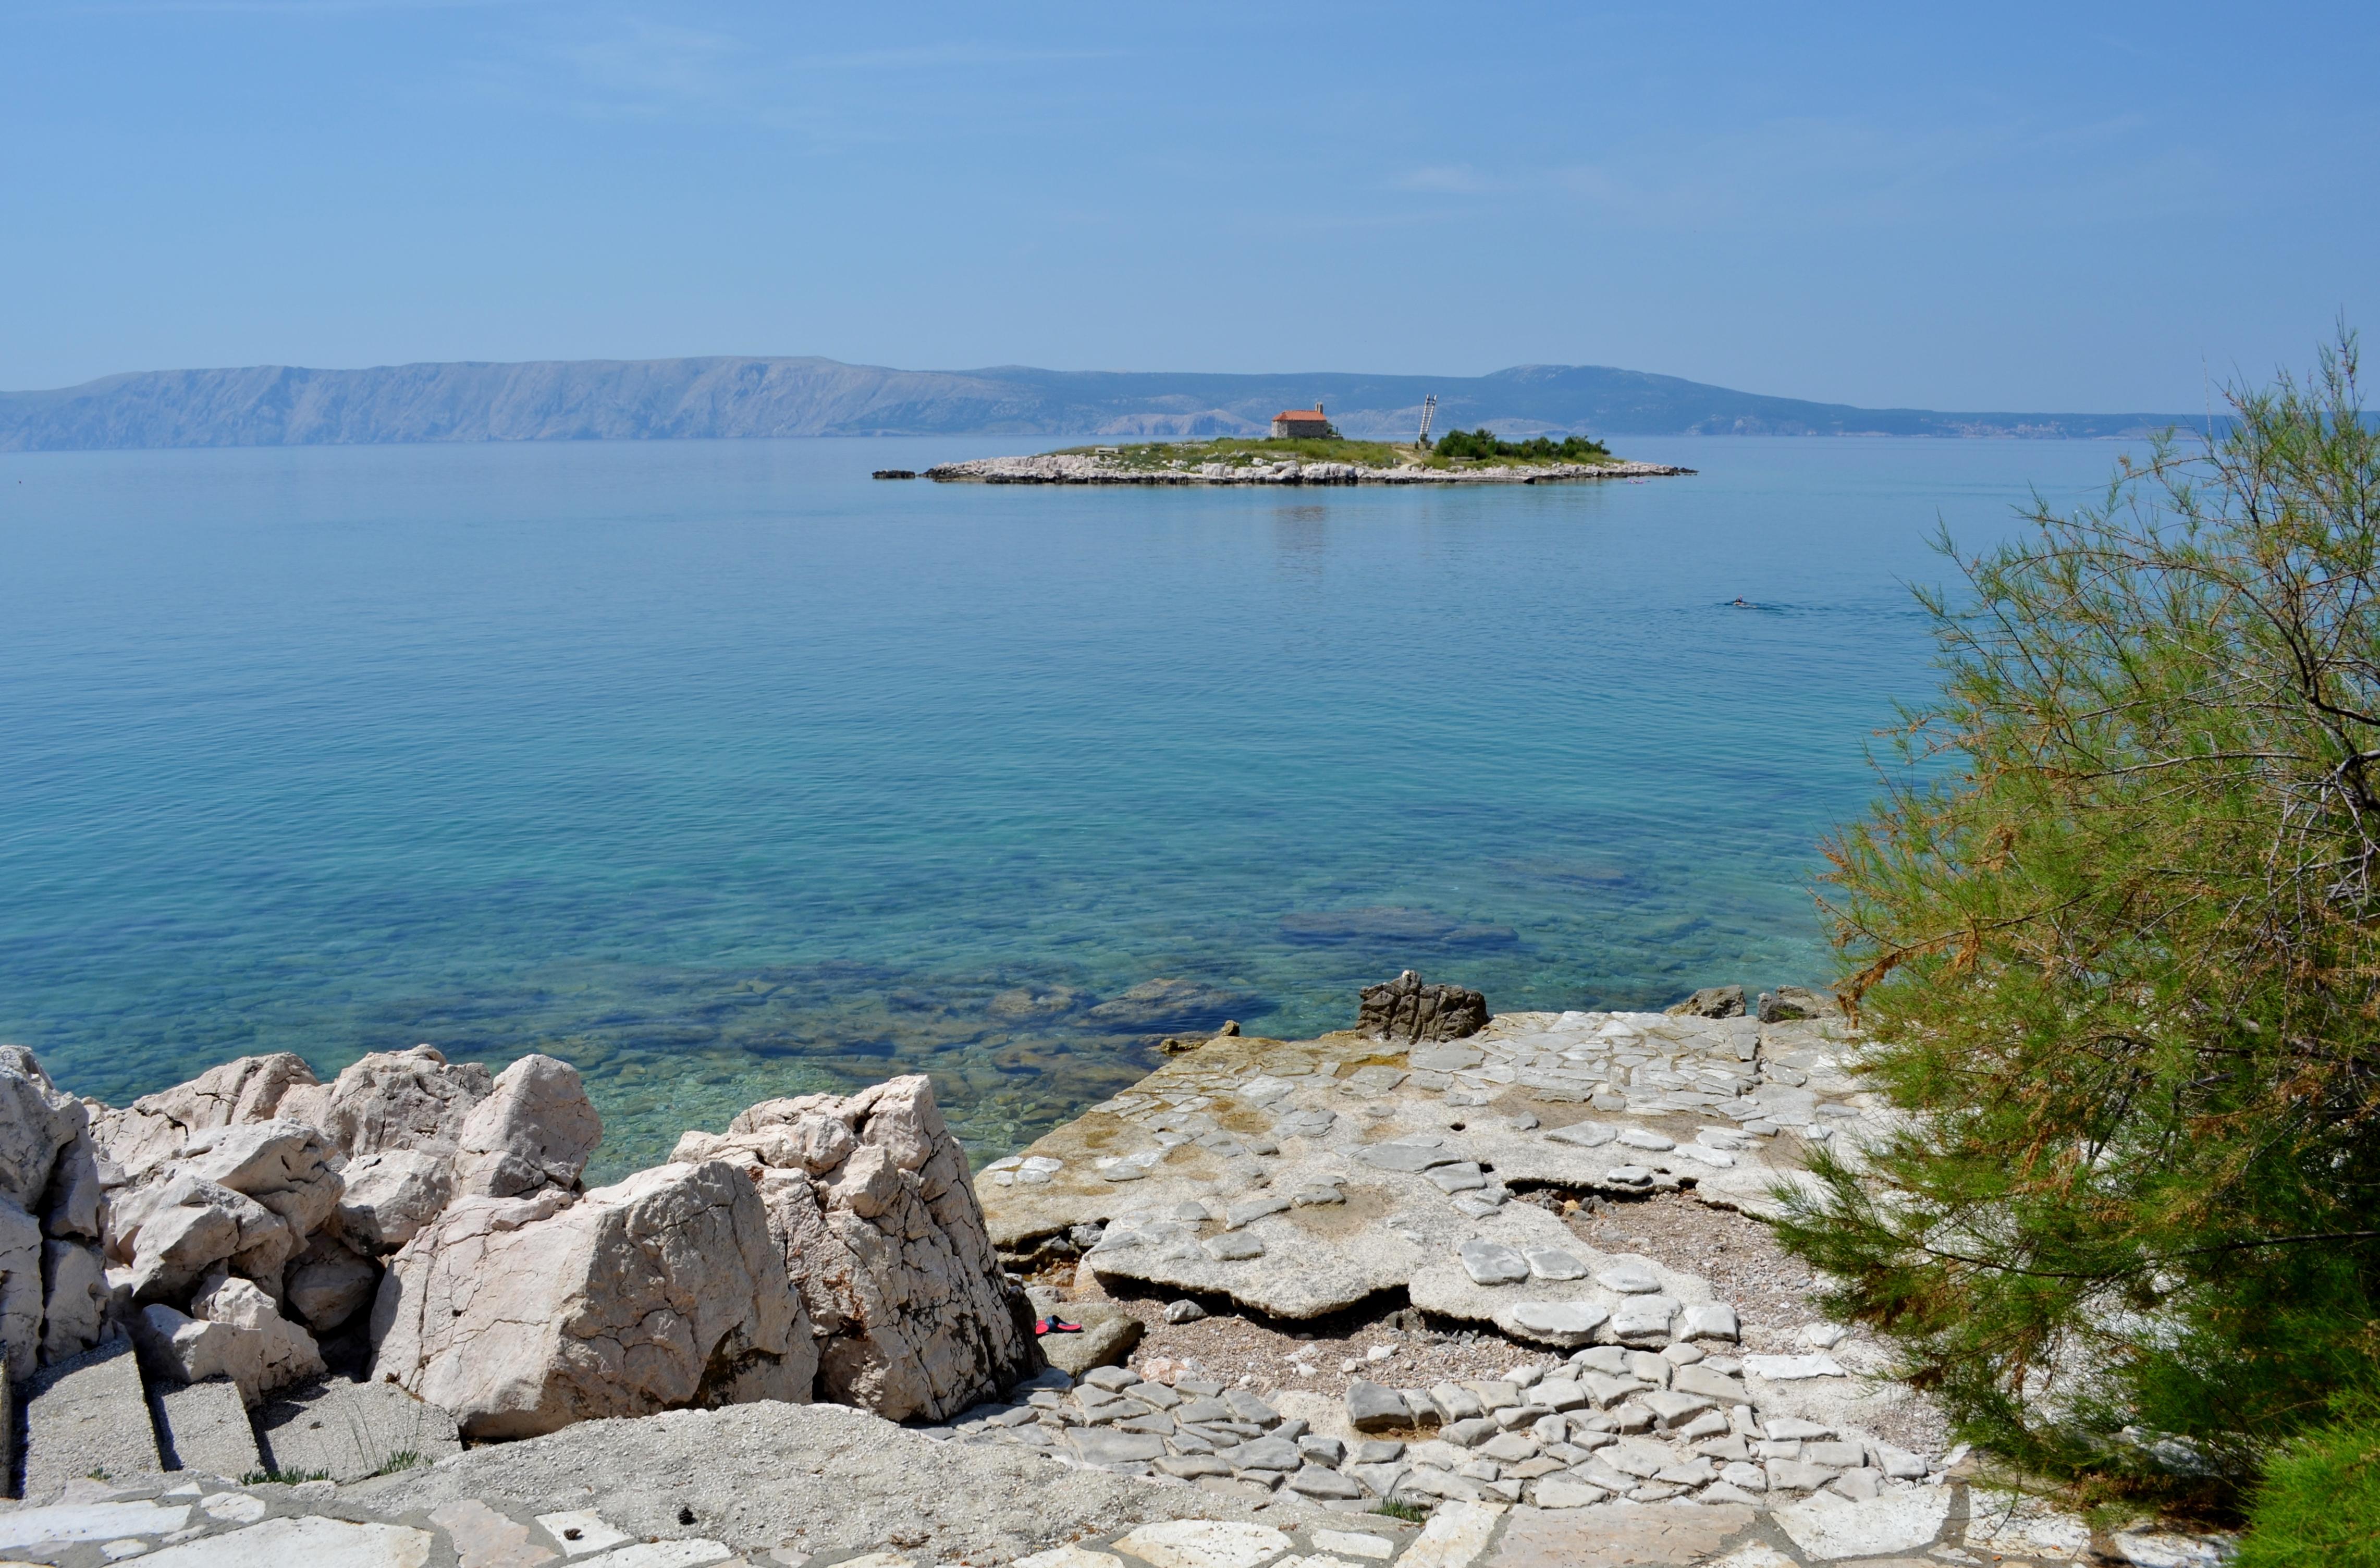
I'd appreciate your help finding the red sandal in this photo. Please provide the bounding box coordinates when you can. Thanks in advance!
[1034,1317,1083,1336]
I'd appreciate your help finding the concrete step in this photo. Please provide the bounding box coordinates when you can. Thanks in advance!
[152,1376,262,1480]
[15,1336,167,1500]
[254,1377,461,1482]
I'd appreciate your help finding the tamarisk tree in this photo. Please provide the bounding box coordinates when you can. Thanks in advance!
[1776,334,2380,1489]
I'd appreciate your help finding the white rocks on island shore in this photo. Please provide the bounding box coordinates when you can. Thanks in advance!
[924,453,1695,486]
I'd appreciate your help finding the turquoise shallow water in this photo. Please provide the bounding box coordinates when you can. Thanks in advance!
[0,434,2136,1175]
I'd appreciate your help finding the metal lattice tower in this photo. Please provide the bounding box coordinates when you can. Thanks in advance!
[1415,394,1438,448]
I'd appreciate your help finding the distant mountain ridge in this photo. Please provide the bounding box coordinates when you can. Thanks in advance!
[0,356,2196,451]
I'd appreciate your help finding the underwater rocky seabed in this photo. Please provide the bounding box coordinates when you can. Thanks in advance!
[0,435,2152,1178]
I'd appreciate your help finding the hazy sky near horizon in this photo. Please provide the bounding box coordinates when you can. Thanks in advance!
[6,3,2376,410]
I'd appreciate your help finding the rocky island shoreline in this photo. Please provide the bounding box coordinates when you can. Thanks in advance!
[924,453,1695,486]
[0,974,2226,1568]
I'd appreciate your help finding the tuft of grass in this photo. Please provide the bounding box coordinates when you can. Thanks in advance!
[2237,1398,2380,1567]
[241,1467,335,1486]
[1371,1499,1430,1523]
[370,1449,428,1477]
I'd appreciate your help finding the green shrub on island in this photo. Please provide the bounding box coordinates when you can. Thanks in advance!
[1056,431,1618,470]
[1427,427,1610,462]
[1773,332,2380,1514]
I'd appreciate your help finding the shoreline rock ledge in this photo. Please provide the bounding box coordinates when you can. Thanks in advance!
[0,986,2217,1568]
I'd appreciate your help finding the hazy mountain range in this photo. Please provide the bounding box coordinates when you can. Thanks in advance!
[0,357,2199,451]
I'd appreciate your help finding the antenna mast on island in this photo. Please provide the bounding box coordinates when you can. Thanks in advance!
[1415,394,1438,448]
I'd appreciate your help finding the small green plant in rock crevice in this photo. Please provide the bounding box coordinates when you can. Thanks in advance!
[241,1467,335,1485]
[1372,1499,1430,1523]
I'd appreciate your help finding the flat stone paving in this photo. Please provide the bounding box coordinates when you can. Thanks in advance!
[0,1467,2230,1566]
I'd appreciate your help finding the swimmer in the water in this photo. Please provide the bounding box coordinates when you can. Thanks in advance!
[1729,597,1751,607]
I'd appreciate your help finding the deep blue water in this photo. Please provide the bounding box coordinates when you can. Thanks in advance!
[0,434,2137,1173]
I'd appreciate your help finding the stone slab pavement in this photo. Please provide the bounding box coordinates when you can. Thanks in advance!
[0,1430,2233,1568]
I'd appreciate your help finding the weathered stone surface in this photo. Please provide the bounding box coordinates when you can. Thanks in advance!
[278,1045,492,1160]
[1402,1500,1504,1568]
[139,1515,435,1567]
[0,1047,85,1208]
[371,1161,812,1439]
[1665,985,1747,1019]
[332,1149,456,1254]
[1033,1301,1143,1378]
[40,1235,113,1362]
[1458,1239,1529,1286]
[1773,1489,1952,1558]
[719,1075,1037,1422]
[20,1338,167,1500]
[97,1053,320,1183]
[1758,986,1842,1024]
[1344,1380,1409,1432]
[1489,1502,1757,1567]
[428,1498,557,1568]
[179,1120,345,1239]
[286,1235,379,1330]
[137,1274,326,1404]
[259,1377,464,1481]
[452,1055,603,1200]
[0,1194,50,1380]
[1110,1521,1293,1568]
[152,1375,262,1477]
[109,1172,287,1302]
[1357,971,1489,1043]
[1495,1301,1608,1347]
[0,1499,193,1549]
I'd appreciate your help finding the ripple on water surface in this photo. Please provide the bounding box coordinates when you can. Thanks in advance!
[0,434,2142,1173]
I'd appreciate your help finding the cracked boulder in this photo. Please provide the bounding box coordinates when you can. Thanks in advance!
[91,1052,319,1185]
[682,1074,1039,1422]
[135,1271,326,1404]
[369,1159,814,1440]
[277,1044,494,1160]
[451,1054,602,1200]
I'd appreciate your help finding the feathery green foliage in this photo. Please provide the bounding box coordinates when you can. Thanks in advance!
[1772,333,2380,1500]
[2236,1389,2380,1565]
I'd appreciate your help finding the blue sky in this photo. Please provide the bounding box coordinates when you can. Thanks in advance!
[5,2,2375,409]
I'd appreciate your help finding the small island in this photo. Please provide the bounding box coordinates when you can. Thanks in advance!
[924,406,1694,486]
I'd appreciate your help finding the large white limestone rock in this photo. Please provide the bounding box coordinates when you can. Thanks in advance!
[681,1074,1038,1422]
[136,1274,326,1405]
[107,1173,291,1303]
[178,1120,345,1240]
[39,1238,113,1363]
[285,1235,379,1331]
[369,1159,814,1439]
[0,1194,44,1380]
[0,1047,97,1221]
[92,1053,319,1185]
[329,1149,455,1254]
[450,1054,602,1199]
[277,1045,494,1161]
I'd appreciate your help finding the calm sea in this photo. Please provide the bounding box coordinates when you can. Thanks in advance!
[0,434,2140,1174]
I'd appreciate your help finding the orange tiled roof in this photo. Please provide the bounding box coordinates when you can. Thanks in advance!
[1273,409,1329,421]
